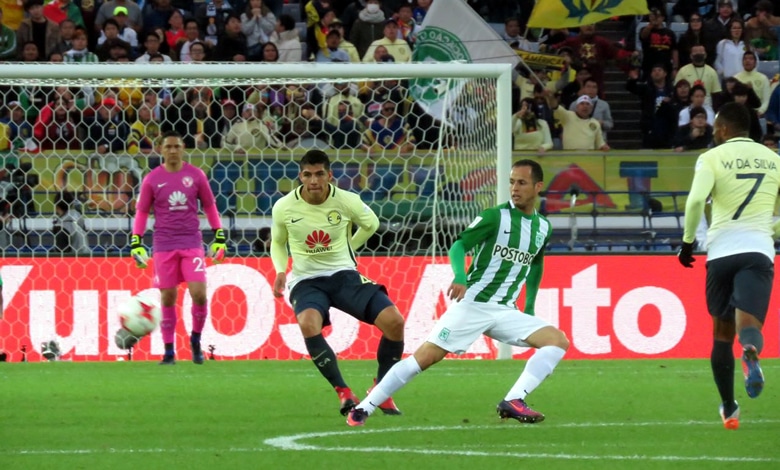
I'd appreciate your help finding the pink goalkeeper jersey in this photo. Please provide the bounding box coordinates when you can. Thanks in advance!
[135,162,216,252]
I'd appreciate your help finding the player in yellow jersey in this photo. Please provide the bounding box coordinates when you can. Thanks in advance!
[679,102,780,430]
[271,150,405,416]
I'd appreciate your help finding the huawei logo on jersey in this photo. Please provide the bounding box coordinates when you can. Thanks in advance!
[168,190,188,210]
[305,230,332,253]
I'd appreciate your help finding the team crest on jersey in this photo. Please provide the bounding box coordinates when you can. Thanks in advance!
[327,210,342,225]
[182,176,194,187]
[535,232,545,248]
[589,122,597,131]
[438,328,450,342]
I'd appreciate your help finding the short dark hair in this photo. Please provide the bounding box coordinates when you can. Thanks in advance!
[689,106,707,119]
[103,18,119,30]
[161,130,183,140]
[715,102,752,134]
[690,84,707,95]
[24,0,43,10]
[756,0,773,13]
[279,14,295,31]
[300,150,330,170]
[513,159,544,184]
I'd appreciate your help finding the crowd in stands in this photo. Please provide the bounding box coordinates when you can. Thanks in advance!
[0,0,779,227]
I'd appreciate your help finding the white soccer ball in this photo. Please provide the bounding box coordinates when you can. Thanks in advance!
[118,295,162,337]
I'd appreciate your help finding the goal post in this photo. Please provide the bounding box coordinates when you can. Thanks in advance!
[0,62,516,361]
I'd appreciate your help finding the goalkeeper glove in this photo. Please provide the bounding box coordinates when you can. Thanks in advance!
[130,234,150,269]
[210,228,227,263]
[677,241,695,268]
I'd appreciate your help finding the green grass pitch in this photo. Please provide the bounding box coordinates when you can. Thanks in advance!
[1,359,778,470]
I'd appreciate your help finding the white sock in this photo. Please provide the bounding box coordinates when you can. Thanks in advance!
[504,346,566,401]
[359,356,422,415]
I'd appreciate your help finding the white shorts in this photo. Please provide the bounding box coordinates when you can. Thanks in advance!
[426,299,550,354]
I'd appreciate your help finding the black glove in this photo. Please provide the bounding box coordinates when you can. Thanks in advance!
[677,242,695,268]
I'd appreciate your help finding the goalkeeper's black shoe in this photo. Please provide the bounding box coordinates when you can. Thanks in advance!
[191,339,204,365]
[159,355,176,365]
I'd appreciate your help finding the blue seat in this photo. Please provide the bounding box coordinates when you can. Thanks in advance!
[362,164,403,201]
[411,166,441,196]
[331,161,361,191]
[250,159,300,214]
[210,161,242,214]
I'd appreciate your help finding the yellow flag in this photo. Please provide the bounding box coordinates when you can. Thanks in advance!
[527,0,649,29]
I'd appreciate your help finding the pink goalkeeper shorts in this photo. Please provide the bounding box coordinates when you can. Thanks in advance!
[153,247,207,289]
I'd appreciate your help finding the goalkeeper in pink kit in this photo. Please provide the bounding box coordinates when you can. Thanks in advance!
[130,131,227,364]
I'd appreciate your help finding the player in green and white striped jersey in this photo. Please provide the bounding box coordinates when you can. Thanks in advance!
[347,159,570,426]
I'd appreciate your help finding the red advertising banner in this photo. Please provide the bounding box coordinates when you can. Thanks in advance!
[0,256,777,361]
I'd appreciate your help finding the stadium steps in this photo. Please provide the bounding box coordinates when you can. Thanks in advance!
[596,20,643,150]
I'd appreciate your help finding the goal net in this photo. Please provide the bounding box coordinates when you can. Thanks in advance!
[0,62,513,362]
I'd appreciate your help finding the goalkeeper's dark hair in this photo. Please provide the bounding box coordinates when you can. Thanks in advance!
[715,102,751,136]
[300,150,330,170]
[513,159,543,183]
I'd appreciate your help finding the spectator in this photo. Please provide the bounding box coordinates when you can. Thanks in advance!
[95,20,133,61]
[178,19,204,62]
[316,29,351,62]
[744,0,780,60]
[52,191,90,255]
[330,17,360,62]
[16,0,60,61]
[324,82,364,125]
[557,64,591,109]
[128,104,162,154]
[214,14,248,61]
[85,97,130,154]
[393,3,416,48]
[762,132,779,149]
[270,14,302,62]
[569,77,613,141]
[627,65,679,148]
[319,100,363,148]
[361,78,405,123]
[413,0,431,24]
[162,87,220,149]
[703,0,739,53]
[734,51,771,115]
[165,9,186,54]
[672,0,717,22]
[195,0,234,45]
[55,18,75,54]
[679,84,716,126]
[254,41,277,62]
[731,81,764,140]
[766,83,780,132]
[95,0,143,34]
[304,0,332,28]
[503,16,534,51]
[548,23,618,99]
[307,7,336,60]
[216,98,241,138]
[512,97,553,152]
[672,78,693,112]
[675,44,722,107]
[362,18,411,62]
[98,9,138,51]
[142,0,176,34]
[33,89,78,150]
[548,94,610,151]
[43,0,85,28]
[0,0,25,31]
[673,105,713,150]
[677,13,706,68]
[136,31,173,63]
[638,7,678,79]
[63,27,99,63]
[363,100,415,153]
[223,102,282,152]
[715,19,747,79]
[241,0,276,60]
[0,101,32,150]
[19,41,40,61]
[350,0,386,59]
[0,8,17,60]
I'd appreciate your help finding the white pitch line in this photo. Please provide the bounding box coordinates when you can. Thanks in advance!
[5,421,780,461]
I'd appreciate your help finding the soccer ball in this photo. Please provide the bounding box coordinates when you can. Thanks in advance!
[114,295,162,349]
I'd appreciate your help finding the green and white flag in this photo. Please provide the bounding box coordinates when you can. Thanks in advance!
[410,0,518,121]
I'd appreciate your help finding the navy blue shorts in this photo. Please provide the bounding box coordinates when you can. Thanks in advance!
[705,252,774,323]
[289,270,394,326]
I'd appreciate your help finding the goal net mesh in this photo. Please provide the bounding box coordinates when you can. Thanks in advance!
[0,63,503,362]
